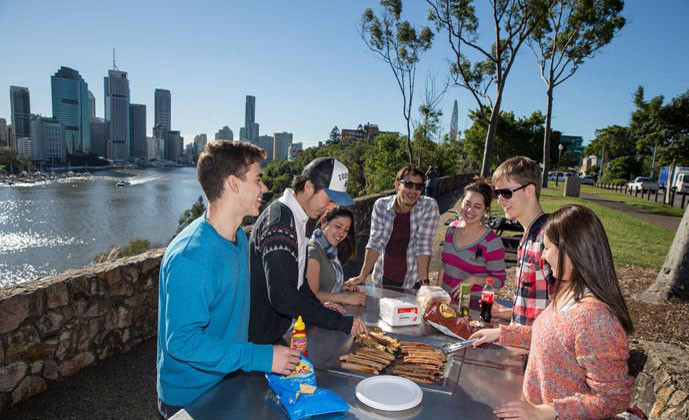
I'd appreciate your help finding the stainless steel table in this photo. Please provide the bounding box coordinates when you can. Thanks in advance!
[172,286,525,420]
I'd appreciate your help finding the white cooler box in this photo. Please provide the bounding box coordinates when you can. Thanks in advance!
[379,297,422,327]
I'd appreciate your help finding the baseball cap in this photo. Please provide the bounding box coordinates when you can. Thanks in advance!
[302,157,355,206]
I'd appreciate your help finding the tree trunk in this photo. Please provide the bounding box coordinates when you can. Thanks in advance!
[406,118,414,164]
[480,93,503,178]
[637,205,689,304]
[541,84,554,188]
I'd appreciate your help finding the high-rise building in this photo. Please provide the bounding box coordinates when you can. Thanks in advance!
[10,86,31,151]
[17,137,32,159]
[273,132,293,161]
[129,104,147,159]
[88,90,96,119]
[147,136,164,161]
[30,115,65,162]
[257,135,273,166]
[155,89,171,132]
[104,69,130,160]
[215,126,233,140]
[241,95,259,143]
[165,130,182,161]
[0,118,7,147]
[194,134,207,156]
[89,117,106,157]
[51,66,90,154]
[288,142,303,162]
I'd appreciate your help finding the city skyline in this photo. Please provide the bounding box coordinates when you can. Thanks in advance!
[1,1,688,148]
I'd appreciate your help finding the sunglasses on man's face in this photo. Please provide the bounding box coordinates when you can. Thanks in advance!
[400,179,424,191]
[494,183,534,199]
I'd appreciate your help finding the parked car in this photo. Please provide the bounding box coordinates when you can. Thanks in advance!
[580,176,595,185]
[627,176,658,192]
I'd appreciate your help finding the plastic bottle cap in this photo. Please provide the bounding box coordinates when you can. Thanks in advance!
[486,278,494,285]
[294,315,305,330]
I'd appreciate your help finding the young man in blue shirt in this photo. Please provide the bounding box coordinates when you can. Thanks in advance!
[157,141,300,419]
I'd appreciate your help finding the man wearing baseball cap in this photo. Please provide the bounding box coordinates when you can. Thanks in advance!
[249,157,368,345]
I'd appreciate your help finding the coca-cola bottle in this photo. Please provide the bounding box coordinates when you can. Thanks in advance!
[480,278,495,323]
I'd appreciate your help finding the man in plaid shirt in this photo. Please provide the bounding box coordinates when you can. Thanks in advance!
[346,164,440,290]
[492,157,554,326]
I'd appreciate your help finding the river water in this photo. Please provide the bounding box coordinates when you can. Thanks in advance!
[0,167,206,288]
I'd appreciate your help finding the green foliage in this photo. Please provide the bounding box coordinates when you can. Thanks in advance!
[176,196,207,236]
[364,133,409,193]
[601,156,641,182]
[361,0,434,161]
[631,86,689,169]
[120,238,151,257]
[585,164,600,177]
[462,108,560,170]
[583,125,635,161]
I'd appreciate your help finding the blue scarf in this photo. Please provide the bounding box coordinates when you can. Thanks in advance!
[312,228,343,293]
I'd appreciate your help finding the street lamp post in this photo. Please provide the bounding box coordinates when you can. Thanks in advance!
[556,143,564,187]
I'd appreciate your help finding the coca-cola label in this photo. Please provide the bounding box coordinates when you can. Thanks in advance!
[481,291,494,304]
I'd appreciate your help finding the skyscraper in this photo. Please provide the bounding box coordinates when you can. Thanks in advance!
[10,86,31,152]
[215,126,233,140]
[165,130,182,161]
[88,90,96,119]
[0,118,7,147]
[89,117,106,157]
[104,69,130,160]
[129,104,147,159]
[449,99,458,142]
[288,142,303,162]
[30,115,66,162]
[51,66,90,154]
[194,134,207,156]
[241,95,259,143]
[257,135,273,166]
[155,89,171,132]
[272,132,293,161]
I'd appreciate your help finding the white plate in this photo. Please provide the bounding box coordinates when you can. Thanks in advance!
[355,375,423,411]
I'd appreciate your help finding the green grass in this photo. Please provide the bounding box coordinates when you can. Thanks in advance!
[491,186,678,269]
[579,185,686,218]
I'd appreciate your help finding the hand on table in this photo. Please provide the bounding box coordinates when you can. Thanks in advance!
[469,327,500,347]
[271,345,301,375]
[494,401,555,420]
[323,302,346,314]
[344,275,365,291]
[344,292,367,306]
[492,300,513,320]
[349,316,368,336]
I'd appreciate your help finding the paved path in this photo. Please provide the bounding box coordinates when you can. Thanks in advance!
[580,192,682,231]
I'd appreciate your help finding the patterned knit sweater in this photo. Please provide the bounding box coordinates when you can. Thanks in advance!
[499,301,634,420]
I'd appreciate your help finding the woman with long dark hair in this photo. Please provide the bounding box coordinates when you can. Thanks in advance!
[470,205,634,420]
[306,206,366,306]
[438,177,506,302]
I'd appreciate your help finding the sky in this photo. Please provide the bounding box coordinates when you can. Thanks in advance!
[1,0,688,148]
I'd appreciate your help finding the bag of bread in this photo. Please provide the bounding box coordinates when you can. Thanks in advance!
[416,286,451,310]
[423,302,470,340]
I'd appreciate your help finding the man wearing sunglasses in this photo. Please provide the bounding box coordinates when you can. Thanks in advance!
[346,164,440,290]
[492,156,554,326]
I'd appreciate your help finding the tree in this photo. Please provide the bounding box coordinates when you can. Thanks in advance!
[601,155,640,182]
[583,125,635,161]
[631,87,689,172]
[427,0,553,177]
[529,0,625,187]
[361,0,434,163]
[329,126,341,144]
[364,132,409,193]
[415,73,448,165]
[463,108,558,168]
[176,196,207,236]
[638,205,689,304]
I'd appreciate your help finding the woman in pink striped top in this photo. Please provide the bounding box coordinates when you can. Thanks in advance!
[438,177,506,302]
[470,205,634,420]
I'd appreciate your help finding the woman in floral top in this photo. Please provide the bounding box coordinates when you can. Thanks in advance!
[471,205,634,420]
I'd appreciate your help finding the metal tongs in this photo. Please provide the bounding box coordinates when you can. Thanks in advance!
[441,338,479,354]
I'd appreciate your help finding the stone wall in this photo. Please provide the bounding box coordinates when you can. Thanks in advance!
[0,249,164,410]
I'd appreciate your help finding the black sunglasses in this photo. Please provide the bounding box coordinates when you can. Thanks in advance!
[494,183,534,199]
[400,179,424,191]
